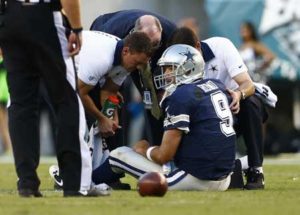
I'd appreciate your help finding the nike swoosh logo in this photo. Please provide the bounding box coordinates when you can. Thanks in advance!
[54,175,63,186]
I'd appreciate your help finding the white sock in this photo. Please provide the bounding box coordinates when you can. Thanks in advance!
[254,167,263,173]
[238,156,249,170]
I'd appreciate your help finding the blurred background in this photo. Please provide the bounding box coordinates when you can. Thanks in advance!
[0,0,299,156]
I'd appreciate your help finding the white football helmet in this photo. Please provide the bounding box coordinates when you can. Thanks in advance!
[154,44,205,90]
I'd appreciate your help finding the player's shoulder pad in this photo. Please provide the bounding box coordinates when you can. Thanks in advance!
[171,84,201,103]
[195,79,227,94]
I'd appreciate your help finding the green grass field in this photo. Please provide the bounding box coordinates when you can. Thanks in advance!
[0,157,300,215]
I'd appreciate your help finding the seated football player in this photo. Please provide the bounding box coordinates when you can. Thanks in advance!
[108,44,236,191]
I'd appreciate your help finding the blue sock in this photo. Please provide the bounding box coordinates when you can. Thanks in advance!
[92,159,124,184]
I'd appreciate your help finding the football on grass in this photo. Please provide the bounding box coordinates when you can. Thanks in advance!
[137,172,168,197]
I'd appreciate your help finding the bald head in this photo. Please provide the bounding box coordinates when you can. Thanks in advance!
[134,15,162,49]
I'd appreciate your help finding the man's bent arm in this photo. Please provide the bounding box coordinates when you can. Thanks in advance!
[233,72,255,99]
[78,79,106,121]
[60,0,82,29]
[135,129,182,165]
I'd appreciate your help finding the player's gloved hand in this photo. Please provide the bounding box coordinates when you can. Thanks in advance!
[227,89,241,114]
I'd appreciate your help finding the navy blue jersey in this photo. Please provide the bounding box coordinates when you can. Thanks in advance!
[90,9,177,75]
[161,79,236,180]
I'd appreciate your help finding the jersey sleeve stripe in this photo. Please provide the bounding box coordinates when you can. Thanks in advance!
[163,114,189,127]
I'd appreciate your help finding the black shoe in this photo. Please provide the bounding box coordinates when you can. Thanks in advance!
[228,159,244,189]
[19,189,43,197]
[244,168,265,190]
[109,181,131,190]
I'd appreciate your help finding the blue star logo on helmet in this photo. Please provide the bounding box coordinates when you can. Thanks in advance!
[179,50,195,61]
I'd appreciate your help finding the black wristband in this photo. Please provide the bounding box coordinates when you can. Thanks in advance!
[72,27,83,34]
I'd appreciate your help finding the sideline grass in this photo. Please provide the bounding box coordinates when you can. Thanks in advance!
[0,163,300,215]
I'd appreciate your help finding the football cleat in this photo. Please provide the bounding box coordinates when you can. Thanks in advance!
[49,165,63,190]
[108,180,131,190]
[228,159,244,189]
[244,168,265,190]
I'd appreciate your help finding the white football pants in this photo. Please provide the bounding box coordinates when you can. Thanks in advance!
[109,146,231,191]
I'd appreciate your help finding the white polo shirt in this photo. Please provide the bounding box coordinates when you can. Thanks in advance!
[201,37,248,90]
[77,31,129,87]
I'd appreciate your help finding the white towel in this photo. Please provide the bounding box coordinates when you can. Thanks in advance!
[254,82,278,108]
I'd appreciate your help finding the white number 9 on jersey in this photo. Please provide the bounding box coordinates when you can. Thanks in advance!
[210,91,235,137]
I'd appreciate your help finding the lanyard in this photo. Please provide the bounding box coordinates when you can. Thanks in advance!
[138,70,153,109]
